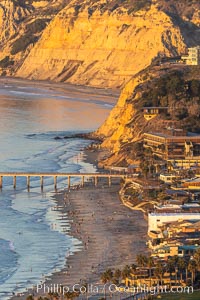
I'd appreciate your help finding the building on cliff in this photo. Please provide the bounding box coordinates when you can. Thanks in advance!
[182,177,200,190]
[143,132,200,168]
[181,46,200,66]
[143,107,168,121]
[148,203,200,232]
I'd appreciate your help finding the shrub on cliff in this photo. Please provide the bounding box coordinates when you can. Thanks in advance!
[26,19,48,35]
[0,56,14,68]
[11,34,38,55]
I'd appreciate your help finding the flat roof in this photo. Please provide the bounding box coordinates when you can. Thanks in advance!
[184,178,200,183]
[143,107,168,109]
[149,212,200,216]
[144,132,200,139]
[156,245,199,251]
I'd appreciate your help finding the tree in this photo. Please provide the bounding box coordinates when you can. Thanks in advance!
[177,257,187,283]
[113,269,122,283]
[166,258,175,287]
[194,248,200,271]
[188,260,197,285]
[147,257,154,286]
[121,265,131,279]
[26,296,34,300]
[101,269,113,284]
[64,291,80,300]
[136,254,148,267]
[189,80,200,98]
[154,262,164,285]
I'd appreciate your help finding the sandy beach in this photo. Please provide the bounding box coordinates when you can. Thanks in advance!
[11,150,148,300]
[51,179,148,282]
[3,78,147,299]
[32,181,148,300]
[11,183,148,298]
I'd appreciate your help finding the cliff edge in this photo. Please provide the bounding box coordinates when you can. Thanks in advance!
[0,0,199,88]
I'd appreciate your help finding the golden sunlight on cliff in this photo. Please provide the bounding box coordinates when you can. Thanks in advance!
[96,75,143,152]
[16,3,186,88]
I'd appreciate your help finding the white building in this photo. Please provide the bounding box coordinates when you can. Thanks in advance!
[160,173,177,183]
[182,46,200,65]
[148,204,200,232]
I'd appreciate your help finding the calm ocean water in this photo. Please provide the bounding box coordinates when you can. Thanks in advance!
[0,79,115,299]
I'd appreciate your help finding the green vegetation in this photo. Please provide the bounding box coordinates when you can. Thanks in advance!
[26,19,49,35]
[0,56,14,68]
[11,0,26,7]
[26,295,34,300]
[11,34,38,55]
[135,69,200,133]
[100,250,200,292]
[128,0,151,14]
[158,291,200,300]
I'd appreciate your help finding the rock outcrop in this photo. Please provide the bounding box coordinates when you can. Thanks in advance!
[95,63,200,166]
[0,0,199,88]
[15,2,190,87]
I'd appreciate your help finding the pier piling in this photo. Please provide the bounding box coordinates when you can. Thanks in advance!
[40,176,44,190]
[0,173,125,190]
[54,176,57,190]
[81,176,84,187]
[13,176,16,189]
[68,176,71,189]
[0,176,2,189]
[27,176,30,190]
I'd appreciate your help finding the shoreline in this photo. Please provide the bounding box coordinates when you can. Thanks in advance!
[0,76,120,101]
[11,148,148,300]
[39,183,148,297]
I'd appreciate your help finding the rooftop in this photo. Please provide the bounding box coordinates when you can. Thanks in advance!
[183,177,200,184]
[145,132,200,139]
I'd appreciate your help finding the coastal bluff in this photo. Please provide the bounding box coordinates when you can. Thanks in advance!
[94,64,200,166]
[0,0,199,88]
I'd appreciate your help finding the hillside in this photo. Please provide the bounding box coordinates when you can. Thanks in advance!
[0,0,199,88]
[94,63,200,166]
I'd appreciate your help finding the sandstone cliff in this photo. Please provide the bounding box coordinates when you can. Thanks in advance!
[0,0,199,88]
[95,64,200,166]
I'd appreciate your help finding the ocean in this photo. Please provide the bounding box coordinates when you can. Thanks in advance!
[0,79,116,299]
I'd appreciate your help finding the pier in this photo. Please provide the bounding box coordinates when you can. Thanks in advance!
[0,172,126,190]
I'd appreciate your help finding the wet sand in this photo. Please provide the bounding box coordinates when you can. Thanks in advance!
[11,152,148,300]
[52,180,148,281]
[28,180,148,299]
[0,77,120,104]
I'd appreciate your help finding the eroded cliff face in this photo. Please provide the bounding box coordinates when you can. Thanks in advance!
[95,64,200,166]
[0,0,69,73]
[0,0,199,88]
[16,2,188,87]
[0,0,33,43]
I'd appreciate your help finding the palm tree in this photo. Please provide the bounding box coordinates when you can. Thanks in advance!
[177,257,187,284]
[147,257,154,287]
[64,291,80,300]
[121,265,131,280]
[26,296,34,300]
[154,262,164,285]
[166,259,174,287]
[194,248,200,271]
[167,256,179,286]
[188,260,197,285]
[101,269,113,284]
[113,269,122,284]
[136,255,148,286]
[136,254,148,267]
